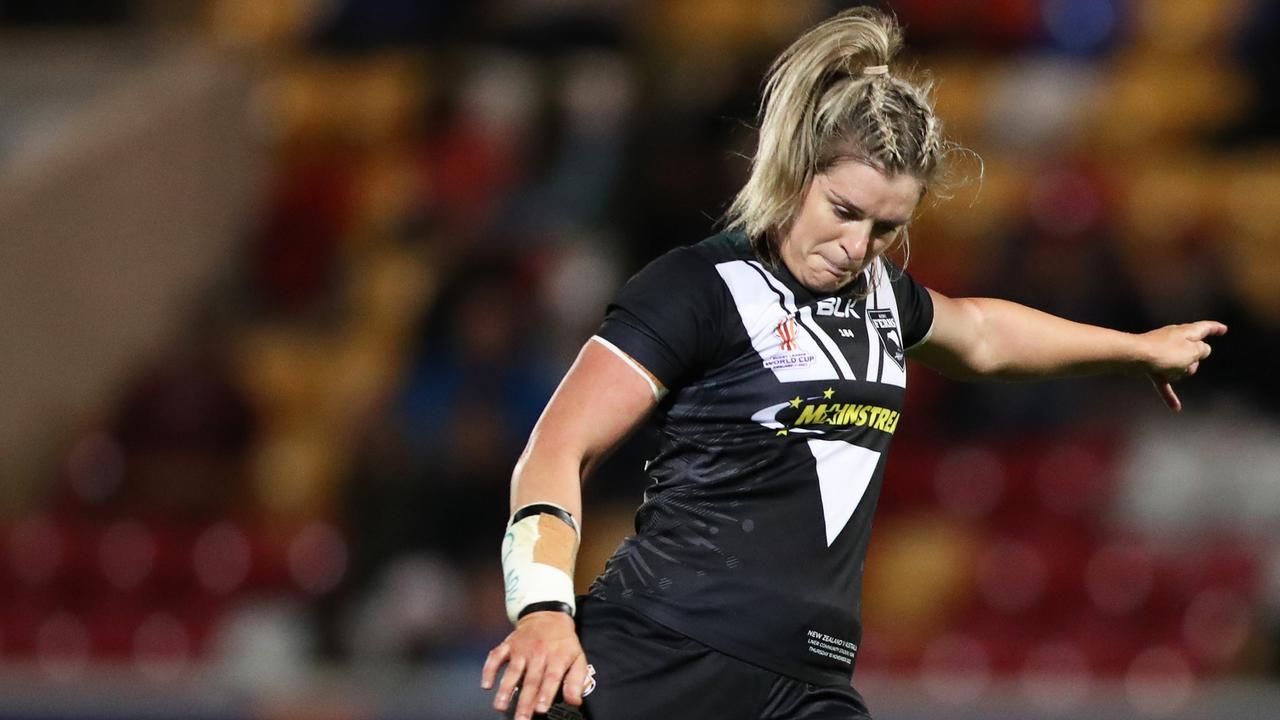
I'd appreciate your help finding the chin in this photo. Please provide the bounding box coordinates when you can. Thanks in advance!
[810,270,850,293]
[807,276,842,293]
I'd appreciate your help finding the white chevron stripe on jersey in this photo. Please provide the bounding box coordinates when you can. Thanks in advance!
[862,264,883,382]
[798,304,857,380]
[807,439,880,546]
[748,261,858,381]
[715,261,841,382]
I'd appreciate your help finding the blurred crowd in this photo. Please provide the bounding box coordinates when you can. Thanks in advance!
[4,0,1280,710]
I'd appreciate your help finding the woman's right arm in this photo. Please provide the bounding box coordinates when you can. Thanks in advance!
[481,337,661,720]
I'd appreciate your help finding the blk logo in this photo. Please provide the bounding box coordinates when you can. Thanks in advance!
[816,297,860,319]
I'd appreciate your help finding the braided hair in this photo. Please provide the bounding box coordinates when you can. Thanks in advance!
[725,8,961,270]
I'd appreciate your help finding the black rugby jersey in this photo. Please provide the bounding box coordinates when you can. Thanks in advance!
[588,232,934,687]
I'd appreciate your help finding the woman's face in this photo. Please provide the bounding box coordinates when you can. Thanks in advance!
[779,161,923,293]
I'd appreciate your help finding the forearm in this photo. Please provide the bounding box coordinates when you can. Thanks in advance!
[500,340,656,627]
[510,435,590,523]
[954,297,1145,380]
[508,338,657,520]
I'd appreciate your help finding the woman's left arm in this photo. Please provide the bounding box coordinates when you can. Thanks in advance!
[909,289,1227,412]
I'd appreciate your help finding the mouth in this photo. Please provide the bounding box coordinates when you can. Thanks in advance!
[818,256,851,276]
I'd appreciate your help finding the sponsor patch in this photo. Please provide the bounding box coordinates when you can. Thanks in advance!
[753,394,900,436]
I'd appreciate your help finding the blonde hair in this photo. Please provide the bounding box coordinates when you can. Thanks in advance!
[725,8,956,268]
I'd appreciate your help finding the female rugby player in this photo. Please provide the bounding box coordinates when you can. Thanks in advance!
[482,8,1224,719]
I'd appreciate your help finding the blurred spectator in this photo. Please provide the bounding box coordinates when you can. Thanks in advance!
[395,257,557,482]
[506,51,635,235]
[105,314,256,520]
[622,57,761,264]
[247,146,358,320]
[1127,216,1280,409]
[888,0,1043,51]
[1220,0,1280,145]
[335,257,558,659]
[419,52,541,242]
[1038,0,1128,57]
[985,57,1101,152]
[311,0,473,51]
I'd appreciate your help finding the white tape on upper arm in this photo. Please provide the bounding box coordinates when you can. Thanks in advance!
[589,335,667,401]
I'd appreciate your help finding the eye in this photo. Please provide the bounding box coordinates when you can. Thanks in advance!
[872,223,900,238]
[832,203,862,222]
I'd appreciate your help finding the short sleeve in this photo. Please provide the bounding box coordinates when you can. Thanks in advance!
[886,261,935,349]
[595,247,728,390]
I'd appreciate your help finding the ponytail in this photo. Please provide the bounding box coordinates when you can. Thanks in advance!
[725,8,954,267]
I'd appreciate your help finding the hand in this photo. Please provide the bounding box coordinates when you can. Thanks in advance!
[1138,321,1227,412]
[481,611,589,720]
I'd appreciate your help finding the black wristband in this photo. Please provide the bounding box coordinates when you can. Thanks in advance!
[518,601,574,620]
[510,503,578,534]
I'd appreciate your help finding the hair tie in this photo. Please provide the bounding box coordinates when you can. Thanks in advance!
[862,65,889,76]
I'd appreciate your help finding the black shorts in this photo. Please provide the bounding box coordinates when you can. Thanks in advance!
[515,598,871,720]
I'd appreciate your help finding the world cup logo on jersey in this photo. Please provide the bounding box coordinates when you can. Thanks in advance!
[775,315,799,351]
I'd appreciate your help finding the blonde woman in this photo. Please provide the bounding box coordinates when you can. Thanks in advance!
[482,8,1223,720]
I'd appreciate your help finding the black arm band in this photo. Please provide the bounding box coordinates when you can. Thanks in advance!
[510,503,579,534]
[518,601,575,620]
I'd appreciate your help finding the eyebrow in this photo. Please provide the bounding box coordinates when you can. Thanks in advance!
[827,191,911,228]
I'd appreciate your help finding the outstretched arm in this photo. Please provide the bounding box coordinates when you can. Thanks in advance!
[909,289,1227,412]
[482,338,660,720]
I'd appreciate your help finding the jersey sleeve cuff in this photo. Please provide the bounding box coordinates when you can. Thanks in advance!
[904,286,936,350]
[907,314,935,350]
[590,335,667,401]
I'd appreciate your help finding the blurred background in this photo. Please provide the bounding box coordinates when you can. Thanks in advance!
[1,0,1279,718]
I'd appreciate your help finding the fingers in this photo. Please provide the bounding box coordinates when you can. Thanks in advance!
[481,641,511,690]
[1142,322,1222,412]
[485,617,583,717]
[513,656,547,720]
[1189,321,1228,339]
[562,653,589,706]
[1151,376,1181,413]
[533,655,574,714]
[494,656,527,714]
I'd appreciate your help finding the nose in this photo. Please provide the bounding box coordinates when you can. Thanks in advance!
[838,222,871,263]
